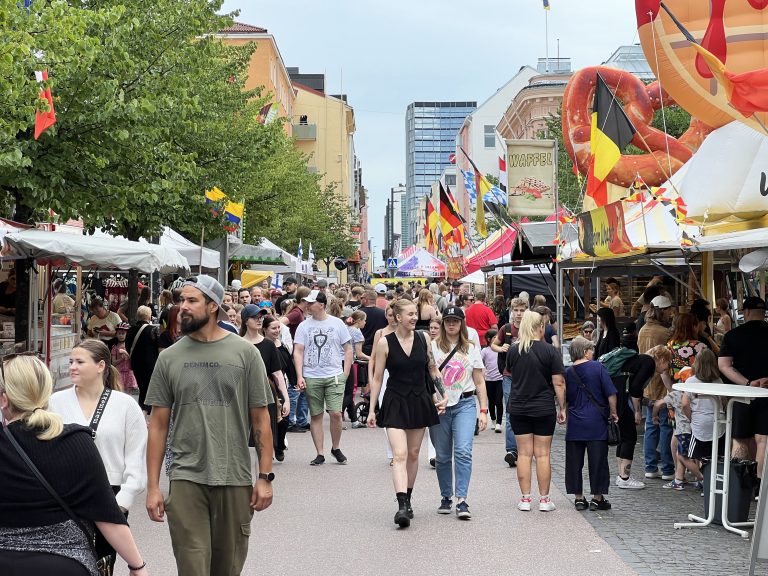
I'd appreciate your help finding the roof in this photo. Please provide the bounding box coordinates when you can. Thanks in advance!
[218,22,267,34]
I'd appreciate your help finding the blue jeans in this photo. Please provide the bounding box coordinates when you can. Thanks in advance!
[288,386,309,427]
[429,396,476,499]
[643,404,674,474]
[502,375,518,454]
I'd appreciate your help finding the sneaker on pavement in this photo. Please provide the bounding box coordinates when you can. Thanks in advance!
[287,424,307,433]
[494,423,502,433]
[455,501,471,520]
[539,497,556,512]
[574,498,588,511]
[504,452,518,468]
[693,480,704,491]
[663,479,685,491]
[589,498,611,511]
[644,470,661,479]
[616,475,646,489]
[437,497,452,514]
[351,421,366,429]
[310,455,325,466]
[517,497,532,511]
[661,473,676,481]
[330,448,347,464]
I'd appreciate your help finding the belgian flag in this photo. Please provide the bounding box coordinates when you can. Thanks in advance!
[586,73,636,207]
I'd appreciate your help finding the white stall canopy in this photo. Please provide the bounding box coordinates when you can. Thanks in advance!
[3,229,189,274]
[160,227,219,269]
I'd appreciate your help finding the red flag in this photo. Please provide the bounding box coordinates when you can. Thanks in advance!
[498,156,508,192]
[34,70,56,140]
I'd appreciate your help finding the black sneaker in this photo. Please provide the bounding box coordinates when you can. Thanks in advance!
[330,448,347,464]
[504,452,518,468]
[455,501,471,520]
[310,455,325,466]
[275,450,285,462]
[574,498,588,511]
[589,498,611,511]
[437,497,452,514]
[300,423,310,430]
[287,424,307,433]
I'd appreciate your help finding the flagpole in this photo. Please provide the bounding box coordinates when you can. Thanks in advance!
[199,226,205,275]
[553,138,564,352]
[545,7,549,73]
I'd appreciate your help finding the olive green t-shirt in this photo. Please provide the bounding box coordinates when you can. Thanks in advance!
[146,333,270,486]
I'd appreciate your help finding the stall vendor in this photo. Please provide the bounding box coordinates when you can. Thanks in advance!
[87,296,121,341]
[0,269,16,315]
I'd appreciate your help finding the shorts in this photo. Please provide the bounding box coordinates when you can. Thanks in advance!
[675,433,691,456]
[688,434,726,460]
[305,374,345,416]
[508,411,556,436]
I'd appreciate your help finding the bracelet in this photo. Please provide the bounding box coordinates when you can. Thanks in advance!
[127,561,146,571]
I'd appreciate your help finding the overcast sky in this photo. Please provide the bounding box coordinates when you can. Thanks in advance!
[222,0,638,262]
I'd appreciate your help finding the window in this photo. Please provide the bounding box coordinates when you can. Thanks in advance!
[484,125,495,148]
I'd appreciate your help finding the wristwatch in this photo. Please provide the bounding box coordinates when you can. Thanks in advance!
[258,472,275,482]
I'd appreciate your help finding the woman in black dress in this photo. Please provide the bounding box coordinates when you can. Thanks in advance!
[367,299,445,528]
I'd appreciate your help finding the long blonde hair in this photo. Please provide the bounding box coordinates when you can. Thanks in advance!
[2,355,63,440]
[517,310,544,354]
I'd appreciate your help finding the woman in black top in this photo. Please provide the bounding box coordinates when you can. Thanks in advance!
[262,315,293,460]
[240,305,289,461]
[367,300,445,528]
[506,310,566,512]
[0,354,148,576]
[126,305,159,414]
[595,307,621,360]
[0,269,16,315]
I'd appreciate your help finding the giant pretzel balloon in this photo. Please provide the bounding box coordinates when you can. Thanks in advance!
[562,66,712,188]
[636,0,768,131]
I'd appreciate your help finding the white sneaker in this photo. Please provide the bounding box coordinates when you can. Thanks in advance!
[539,497,556,512]
[494,423,502,433]
[644,470,661,479]
[616,475,646,489]
[661,473,675,481]
[517,497,532,511]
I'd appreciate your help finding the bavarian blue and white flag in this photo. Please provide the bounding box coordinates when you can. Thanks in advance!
[297,238,303,260]
[462,169,508,206]
[308,242,315,264]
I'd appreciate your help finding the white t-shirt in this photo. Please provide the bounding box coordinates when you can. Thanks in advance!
[294,315,352,378]
[87,311,122,341]
[467,326,482,349]
[49,387,147,509]
[685,375,725,441]
[432,340,484,407]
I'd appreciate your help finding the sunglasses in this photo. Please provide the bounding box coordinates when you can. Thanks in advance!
[583,329,594,335]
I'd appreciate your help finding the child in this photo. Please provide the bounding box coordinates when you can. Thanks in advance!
[112,322,138,391]
[652,380,702,491]
[682,349,725,473]
[481,329,504,432]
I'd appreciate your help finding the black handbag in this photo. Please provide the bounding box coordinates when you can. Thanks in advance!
[569,364,621,447]
[416,330,456,395]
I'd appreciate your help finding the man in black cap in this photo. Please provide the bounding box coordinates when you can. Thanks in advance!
[719,296,768,478]
[275,277,298,312]
[446,281,462,305]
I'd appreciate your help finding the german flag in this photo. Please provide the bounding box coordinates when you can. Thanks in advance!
[586,73,636,207]
[439,182,465,247]
[424,197,439,252]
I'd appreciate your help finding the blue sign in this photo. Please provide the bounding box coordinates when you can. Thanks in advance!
[386,258,398,269]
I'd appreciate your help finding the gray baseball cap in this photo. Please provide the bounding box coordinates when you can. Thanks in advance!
[184,275,228,322]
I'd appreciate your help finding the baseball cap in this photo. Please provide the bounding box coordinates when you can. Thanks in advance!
[303,289,327,304]
[230,279,241,290]
[241,304,261,323]
[743,296,766,311]
[443,306,465,320]
[317,279,328,288]
[650,295,672,309]
[451,280,461,288]
[283,276,297,286]
[270,289,282,297]
[184,275,228,321]
[375,283,387,294]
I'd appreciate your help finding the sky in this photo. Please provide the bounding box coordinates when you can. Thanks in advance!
[221,0,638,265]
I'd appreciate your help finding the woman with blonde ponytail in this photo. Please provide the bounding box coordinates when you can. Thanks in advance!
[50,339,147,572]
[0,354,149,575]
[505,310,567,513]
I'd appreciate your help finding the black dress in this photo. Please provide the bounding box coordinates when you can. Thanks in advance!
[377,332,440,429]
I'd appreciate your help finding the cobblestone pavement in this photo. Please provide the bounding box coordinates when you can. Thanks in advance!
[548,423,755,576]
[117,413,755,576]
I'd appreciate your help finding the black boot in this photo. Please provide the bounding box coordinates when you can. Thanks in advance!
[394,492,410,528]
[406,488,414,519]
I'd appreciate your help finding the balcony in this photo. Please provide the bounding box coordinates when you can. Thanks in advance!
[292,123,317,140]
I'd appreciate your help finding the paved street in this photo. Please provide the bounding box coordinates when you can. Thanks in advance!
[118,415,755,576]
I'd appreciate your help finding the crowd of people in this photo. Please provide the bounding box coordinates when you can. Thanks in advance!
[0,271,763,575]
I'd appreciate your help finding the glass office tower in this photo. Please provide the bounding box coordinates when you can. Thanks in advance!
[404,101,476,247]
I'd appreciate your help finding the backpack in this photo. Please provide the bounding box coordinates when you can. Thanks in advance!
[598,346,637,378]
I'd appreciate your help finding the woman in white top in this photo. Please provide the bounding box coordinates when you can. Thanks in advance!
[49,338,147,571]
[429,306,488,520]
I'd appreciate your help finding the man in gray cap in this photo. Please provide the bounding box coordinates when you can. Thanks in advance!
[145,275,274,576]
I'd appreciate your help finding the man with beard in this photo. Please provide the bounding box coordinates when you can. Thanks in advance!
[275,277,298,312]
[145,275,274,576]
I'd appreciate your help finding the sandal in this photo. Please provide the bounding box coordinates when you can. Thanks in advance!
[574,498,588,511]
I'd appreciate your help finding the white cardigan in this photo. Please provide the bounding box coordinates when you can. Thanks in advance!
[49,387,147,509]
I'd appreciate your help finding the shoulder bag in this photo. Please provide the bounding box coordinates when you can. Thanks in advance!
[2,425,114,575]
[417,330,457,395]
[569,364,621,446]
[128,324,149,357]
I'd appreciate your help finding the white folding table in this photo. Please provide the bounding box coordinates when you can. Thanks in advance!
[672,382,768,539]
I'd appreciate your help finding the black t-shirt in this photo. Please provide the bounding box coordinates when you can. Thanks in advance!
[506,340,565,416]
[497,322,519,375]
[360,305,387,355]
[720,320,768,382]
[254,338,280,376]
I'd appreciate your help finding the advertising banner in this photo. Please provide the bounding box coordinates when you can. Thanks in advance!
[506,139,556,217]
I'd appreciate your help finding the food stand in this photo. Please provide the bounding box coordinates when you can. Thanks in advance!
[2,228,189,389]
